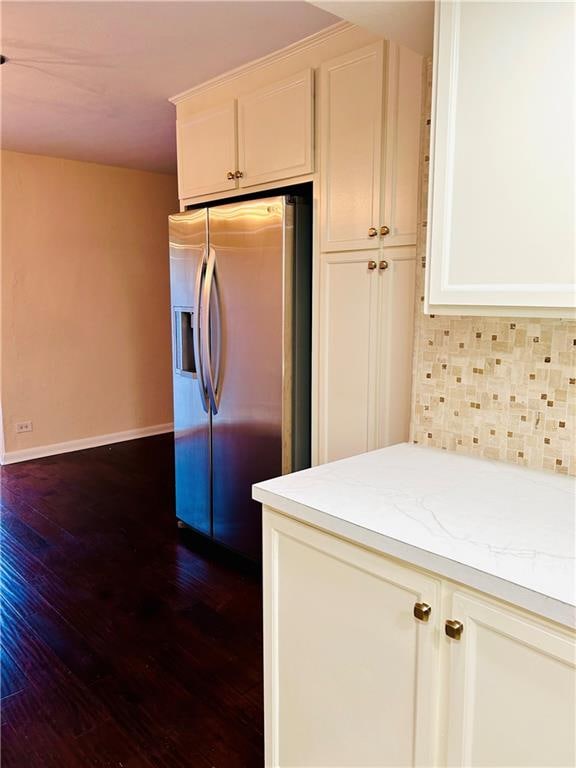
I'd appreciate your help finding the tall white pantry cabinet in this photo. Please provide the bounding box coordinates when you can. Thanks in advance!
[318,41,422,463]
[172,28,424,465]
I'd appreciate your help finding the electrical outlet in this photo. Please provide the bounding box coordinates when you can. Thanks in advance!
[15,421,33,434]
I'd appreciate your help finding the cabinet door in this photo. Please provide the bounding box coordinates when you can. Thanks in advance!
[318,253,379,463]
[238,69,314,188]
[263,509,441,768]
[375,250,416,446]
[320,43,384,252]
[176,102,237,199]
[427,2,576,314]
[445,592,576,767]
[381,44,423,249]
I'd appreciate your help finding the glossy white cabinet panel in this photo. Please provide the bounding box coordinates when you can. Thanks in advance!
[318,253,378,462]
[320,43,385,251]
[238,69,313,188]
[318,249,416,463]
[382,44,423,248]
[320,41,423,252]
[426,2,576,315]
[446,592,576,767]
[176,102,237,199]
[376,252,416,447]
[263,510,441,768]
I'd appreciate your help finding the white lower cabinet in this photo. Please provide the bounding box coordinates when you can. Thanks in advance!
[263,509,576,768]
[264,509,441,768]
[445,592,576,768]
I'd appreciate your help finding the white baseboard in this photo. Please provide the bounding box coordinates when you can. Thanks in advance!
[0,423,174,465]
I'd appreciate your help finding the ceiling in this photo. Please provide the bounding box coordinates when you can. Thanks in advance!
[310,1,433,56]
[0,1,338,174]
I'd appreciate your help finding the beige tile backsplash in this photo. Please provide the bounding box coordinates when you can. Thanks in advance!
[409,62,576,475]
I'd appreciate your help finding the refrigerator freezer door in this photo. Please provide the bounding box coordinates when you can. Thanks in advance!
[208,198,291,559]
[169,210,212,535]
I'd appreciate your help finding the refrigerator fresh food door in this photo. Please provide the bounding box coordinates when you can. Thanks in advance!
[169,209,212,536]
[208,197,292,560]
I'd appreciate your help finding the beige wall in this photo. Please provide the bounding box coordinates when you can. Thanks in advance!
[1,150,178,457]
[410,63,576,476]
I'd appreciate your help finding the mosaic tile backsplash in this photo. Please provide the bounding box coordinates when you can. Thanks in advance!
[410,62,576,476]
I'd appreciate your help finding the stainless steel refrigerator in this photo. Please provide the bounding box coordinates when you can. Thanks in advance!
[169,194,311,561]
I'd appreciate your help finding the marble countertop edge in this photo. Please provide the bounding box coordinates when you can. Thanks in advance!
[253,481,576,630]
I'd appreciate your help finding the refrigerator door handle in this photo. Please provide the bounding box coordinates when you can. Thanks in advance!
[201,245,220,415]
[194,247,210,413]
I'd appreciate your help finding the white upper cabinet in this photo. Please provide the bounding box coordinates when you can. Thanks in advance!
[320,41,423,252]
[382,43,423,248]
[320,43,384,251]
[238,69,314,188]
[176,102,237,199]
[426,2,576,317]
[176,71,314,200]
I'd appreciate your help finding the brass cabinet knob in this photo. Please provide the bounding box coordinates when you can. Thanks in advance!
[379,260,388,271]
[445,619,464,640]
[413,602,431,622]
[367,260,377,270]
[380,225,390,236]
[226,171,235,180]
[234,170,244,179]
[368,227,378,238]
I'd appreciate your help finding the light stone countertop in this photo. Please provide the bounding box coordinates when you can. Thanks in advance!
[253,443,576,628]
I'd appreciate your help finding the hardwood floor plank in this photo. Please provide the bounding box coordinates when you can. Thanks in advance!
[0,433,264,766]
[70,720,159,768]
[1,722,50,768]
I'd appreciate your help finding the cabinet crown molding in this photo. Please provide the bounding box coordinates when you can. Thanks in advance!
[169,20,353,104]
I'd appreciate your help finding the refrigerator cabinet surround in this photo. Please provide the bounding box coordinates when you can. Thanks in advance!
[169,195,311,560]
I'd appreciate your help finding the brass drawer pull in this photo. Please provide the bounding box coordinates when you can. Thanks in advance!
[380,225,390,236]
[226,171,235,180]
[413,602,431,622]
[234,170,244,179]
[368,260,377,271]
[368,227,378,238]
[445,619,464,640]
[379,260,388,271]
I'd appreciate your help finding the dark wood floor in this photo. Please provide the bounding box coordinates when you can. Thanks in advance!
[0,434,264,767]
